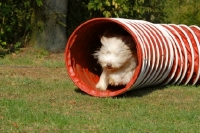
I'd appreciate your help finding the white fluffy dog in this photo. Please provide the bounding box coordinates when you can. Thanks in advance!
[94,34,138,91]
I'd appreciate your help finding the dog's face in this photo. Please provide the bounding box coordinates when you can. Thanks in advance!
[94,36,134,70]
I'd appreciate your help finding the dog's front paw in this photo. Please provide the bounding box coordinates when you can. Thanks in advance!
[96,70,108,91]
[96,82,107,91]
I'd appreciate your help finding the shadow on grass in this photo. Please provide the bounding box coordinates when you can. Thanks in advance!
[74,88,90,96]
[74,85,167,98]
[0,50,7,58]
[117,85,167,98]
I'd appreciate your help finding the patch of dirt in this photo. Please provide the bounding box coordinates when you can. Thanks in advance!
[18,47,65,61]
[0,47,70,81]
[0,67,69,81]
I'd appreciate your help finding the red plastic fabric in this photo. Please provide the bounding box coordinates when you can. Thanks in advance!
[65,18,200,97]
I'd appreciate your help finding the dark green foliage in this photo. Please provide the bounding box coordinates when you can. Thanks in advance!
[0,0,199,53]
[87,0,166,23]
[0,0,42,52]
[66,0,90,38]
[87,0,200,25]
[66,0,167,38]
[163,0,200,25]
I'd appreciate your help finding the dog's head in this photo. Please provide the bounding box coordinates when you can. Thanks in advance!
[94,36,135,70]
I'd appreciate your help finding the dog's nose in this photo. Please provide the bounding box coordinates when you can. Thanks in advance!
[106,63,112,69]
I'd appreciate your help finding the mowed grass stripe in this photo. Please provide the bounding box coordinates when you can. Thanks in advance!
[0,47,199,132]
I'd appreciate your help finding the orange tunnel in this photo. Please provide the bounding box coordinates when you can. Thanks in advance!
[65,18,200,97]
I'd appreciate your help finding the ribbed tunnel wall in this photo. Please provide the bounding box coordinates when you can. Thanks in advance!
[65,18,200,97]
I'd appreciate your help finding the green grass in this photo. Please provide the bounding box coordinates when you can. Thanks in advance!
[0,48,200,133]
[0,48,64,68]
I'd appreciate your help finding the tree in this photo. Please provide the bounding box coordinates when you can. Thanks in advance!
[30,0,68,52]
[1,0,199,53]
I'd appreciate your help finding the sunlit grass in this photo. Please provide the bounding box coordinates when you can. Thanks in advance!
[0,47,199,132]
[0,47,64,68]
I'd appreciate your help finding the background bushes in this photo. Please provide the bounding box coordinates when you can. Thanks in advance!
[67,0,200,43]
[0,0,200,53]
[0,0,42,52]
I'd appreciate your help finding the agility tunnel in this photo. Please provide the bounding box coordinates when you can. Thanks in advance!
[65,18,200,97]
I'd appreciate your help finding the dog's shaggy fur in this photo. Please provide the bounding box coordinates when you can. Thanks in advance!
[94,34,138,91]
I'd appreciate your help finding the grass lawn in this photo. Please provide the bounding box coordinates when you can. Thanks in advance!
[0,47,199,133]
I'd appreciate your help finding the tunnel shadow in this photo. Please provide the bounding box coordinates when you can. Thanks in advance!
[0,50,9,58]
[74,85,168,98]
[115,85,168,98]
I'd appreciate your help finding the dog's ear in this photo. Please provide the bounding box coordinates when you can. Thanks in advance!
[100,36,108,45]
[121,36,136,49]
[98,34,102,39]
[121,36,133,44]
